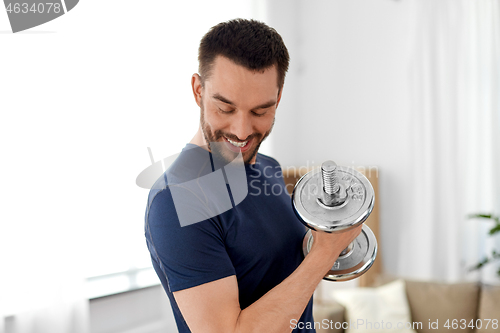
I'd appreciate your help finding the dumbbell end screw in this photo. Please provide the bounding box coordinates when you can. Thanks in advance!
[321,160,340,194]
[321,160,342,206]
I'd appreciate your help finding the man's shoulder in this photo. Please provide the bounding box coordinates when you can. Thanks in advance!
[147,144,212,207]
[146,171,170,215]
[255,152,281,168]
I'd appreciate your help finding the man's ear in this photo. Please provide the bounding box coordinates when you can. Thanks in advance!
[276,86,284,109]
[191,73,203,107]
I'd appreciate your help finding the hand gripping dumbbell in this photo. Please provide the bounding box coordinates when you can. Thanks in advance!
[292,160,377,281]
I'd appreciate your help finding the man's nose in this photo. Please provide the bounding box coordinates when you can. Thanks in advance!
[230,112,253,141]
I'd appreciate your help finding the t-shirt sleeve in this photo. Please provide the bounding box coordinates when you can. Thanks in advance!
[145,187,236,292]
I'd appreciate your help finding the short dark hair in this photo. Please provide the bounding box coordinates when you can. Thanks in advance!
[198,18,290,91]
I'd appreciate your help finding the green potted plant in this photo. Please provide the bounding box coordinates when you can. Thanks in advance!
[468,214,500,276]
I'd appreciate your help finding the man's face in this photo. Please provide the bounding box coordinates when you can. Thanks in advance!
[195,56,281,164]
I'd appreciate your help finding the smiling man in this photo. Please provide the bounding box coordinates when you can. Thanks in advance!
[191,23,286,165]
[145,19,361,333]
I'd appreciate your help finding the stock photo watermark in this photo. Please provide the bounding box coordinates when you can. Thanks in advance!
[138,144,248,227]
[3,0,79,33]
[290,318,423,331]
[137,146,378,227]
[290,318,498,331]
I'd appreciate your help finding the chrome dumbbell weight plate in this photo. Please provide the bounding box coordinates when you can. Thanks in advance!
[302,225,377,281]
[292,161,377,281]
[292,166,374,233]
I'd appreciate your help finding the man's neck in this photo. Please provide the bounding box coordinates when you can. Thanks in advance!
[190,127,207,148]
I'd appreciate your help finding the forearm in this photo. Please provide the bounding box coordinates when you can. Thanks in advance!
[234,249,337,333]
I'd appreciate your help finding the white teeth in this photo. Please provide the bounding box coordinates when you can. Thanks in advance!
[226,137,248,148]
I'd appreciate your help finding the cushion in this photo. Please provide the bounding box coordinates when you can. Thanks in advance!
[405,280,479,333]
[332,279,417,333]
[314,301,346,333]
[478,284,500,333]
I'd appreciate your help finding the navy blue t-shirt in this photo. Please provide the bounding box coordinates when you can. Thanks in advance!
[145,144,315,332]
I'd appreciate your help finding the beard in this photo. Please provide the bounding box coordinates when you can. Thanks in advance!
[199,100,274,164]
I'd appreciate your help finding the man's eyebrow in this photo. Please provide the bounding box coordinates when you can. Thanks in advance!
[212,93,276,110]
[251,100,277,111]
[212,93,235,106]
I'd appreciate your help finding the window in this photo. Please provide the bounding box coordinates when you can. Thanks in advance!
[0,1,268,304]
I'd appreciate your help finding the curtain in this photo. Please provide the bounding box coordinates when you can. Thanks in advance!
[400,0,500,283]
[0,141,90,333]
[0,2,264,332]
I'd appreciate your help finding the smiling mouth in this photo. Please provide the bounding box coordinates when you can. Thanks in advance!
[225,137,248,148]
[222,136,254,153]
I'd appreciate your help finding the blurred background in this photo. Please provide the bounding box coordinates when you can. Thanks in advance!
[1,0,499,332]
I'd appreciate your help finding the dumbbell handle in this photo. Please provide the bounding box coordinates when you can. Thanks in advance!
[302,225,377,281]
[321,160,353,256]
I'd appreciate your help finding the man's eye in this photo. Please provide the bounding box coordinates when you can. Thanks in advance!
[252,111,267,117]
[218,107,234,114]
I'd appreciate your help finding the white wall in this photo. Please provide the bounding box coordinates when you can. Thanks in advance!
[267,0,414,277]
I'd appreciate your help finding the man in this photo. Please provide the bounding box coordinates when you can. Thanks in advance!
[145,19,361,333]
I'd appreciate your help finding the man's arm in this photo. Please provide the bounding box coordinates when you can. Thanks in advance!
[174,226,362,333]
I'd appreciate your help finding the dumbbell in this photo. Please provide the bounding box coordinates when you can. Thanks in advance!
[292,160,377,281]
